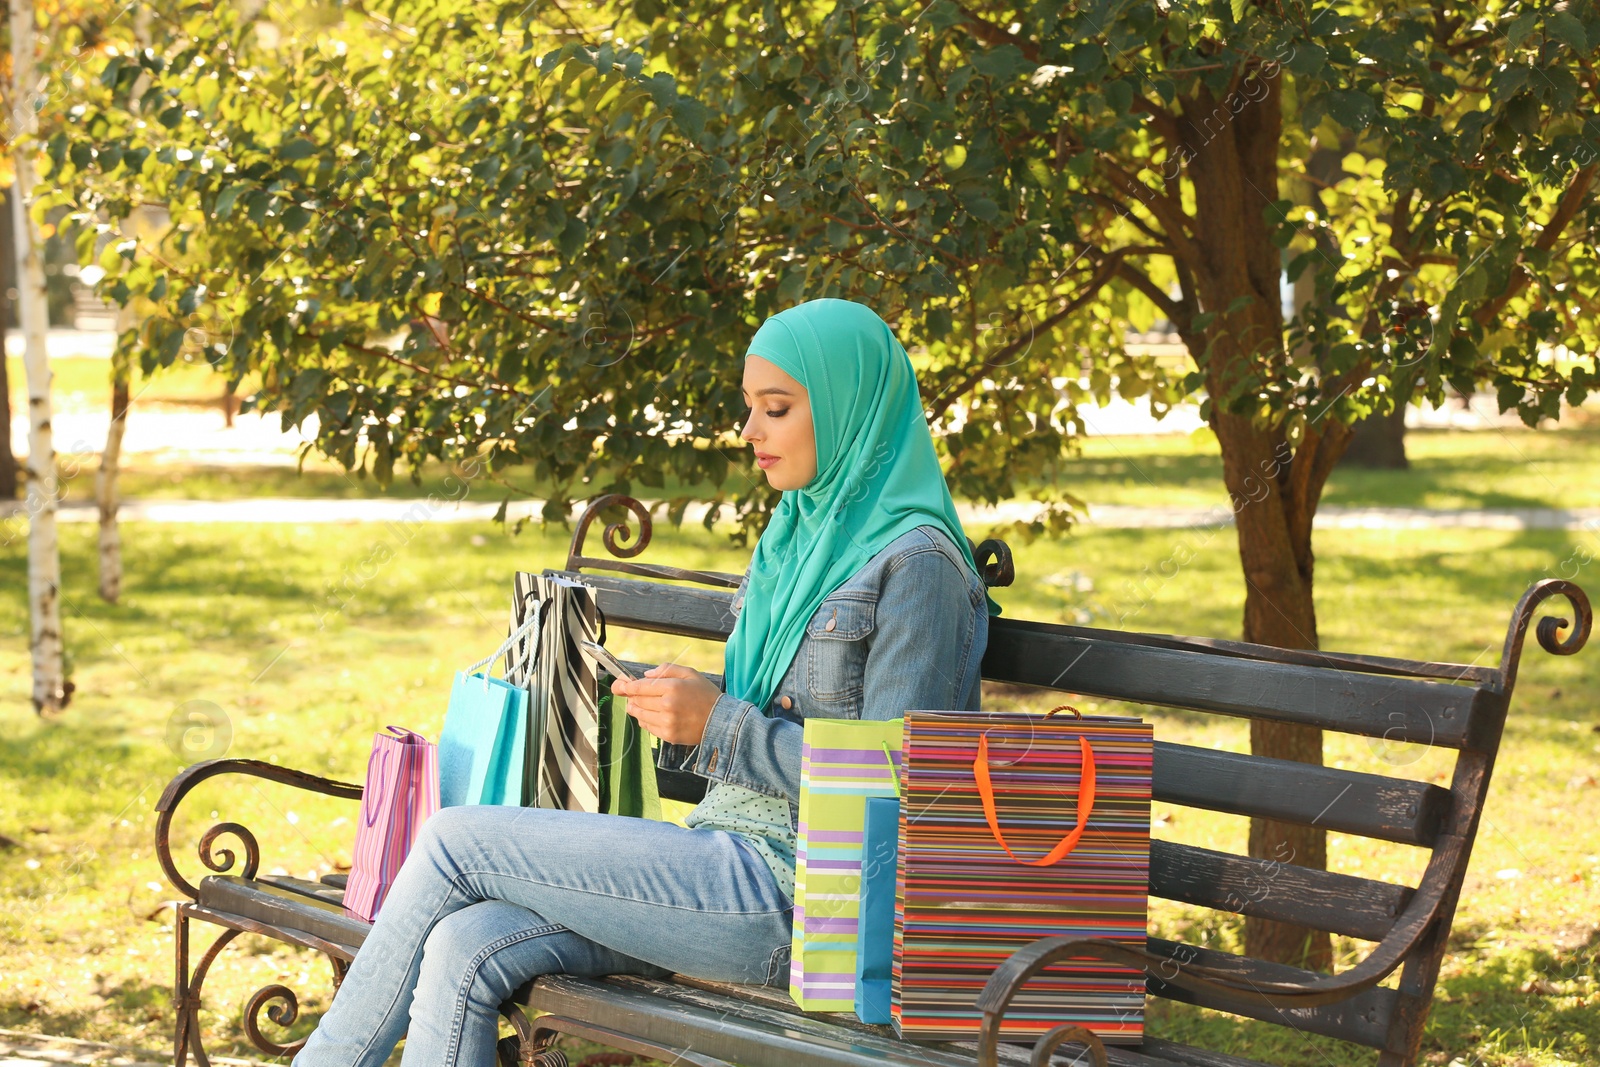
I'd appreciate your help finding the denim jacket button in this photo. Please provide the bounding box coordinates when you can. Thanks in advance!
[780,695,793,709]
[824,617,836,631]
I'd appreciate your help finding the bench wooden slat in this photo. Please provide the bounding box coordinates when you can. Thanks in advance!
[659,977,1285,1067]
[1150,841,1410,943]
[1134,1039,1282,1067]
[568,573,1491,748]
[980,620,1487,749]
[200,876,372,950]
[541,973,1190,1067]
[1144,938,1398,1051]
[1152,743,1451,847]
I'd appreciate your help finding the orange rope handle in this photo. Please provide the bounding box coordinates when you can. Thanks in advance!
[973,733,1096,867]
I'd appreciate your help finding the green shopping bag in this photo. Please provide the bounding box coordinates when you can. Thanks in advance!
[598,675,660,820]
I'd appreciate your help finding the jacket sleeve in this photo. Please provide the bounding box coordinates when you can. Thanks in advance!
[656,544,981,826]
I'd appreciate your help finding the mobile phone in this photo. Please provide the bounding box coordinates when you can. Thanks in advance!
[579,639,639,681]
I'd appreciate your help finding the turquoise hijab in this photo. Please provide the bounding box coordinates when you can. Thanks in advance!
[722,298,1003,713]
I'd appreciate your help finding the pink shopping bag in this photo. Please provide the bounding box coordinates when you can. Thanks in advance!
[344,725,441,921]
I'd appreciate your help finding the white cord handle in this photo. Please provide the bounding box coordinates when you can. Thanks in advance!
[467,600,546,680]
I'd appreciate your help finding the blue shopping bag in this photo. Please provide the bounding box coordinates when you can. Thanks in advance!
[438,604,544,807]
[855,794,900,1024]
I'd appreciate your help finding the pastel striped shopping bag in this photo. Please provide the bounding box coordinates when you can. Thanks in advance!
[893,708,1153,1044]
[789,717,903,1011]
[344,726,441,921]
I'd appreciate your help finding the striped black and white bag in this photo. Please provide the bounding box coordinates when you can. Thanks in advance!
[503,573,603,811]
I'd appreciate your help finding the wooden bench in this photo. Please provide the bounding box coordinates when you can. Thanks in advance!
[154,494,1592,1067]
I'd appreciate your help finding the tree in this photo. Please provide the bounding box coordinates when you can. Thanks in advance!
[51,0,1599,965]
[94,3,154,605]
[0,184,16,501]
[8,0,67,713]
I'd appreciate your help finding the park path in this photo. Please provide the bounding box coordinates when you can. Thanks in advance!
[3,495,1599,531]
[0,1028,268,1067]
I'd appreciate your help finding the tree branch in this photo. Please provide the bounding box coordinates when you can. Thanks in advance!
[950,3,1040,62]
[924,250,1132,422]
[1096,159,1202,270]
[1473,163,1598,327]
[1115,259,1186,326]
[329,336,523,395]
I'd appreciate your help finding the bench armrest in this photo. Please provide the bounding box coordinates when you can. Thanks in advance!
[973,830,1467,1067]
[154,757,363,901]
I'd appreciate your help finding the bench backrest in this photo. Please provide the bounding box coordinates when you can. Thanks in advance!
[549,495,1591,1065]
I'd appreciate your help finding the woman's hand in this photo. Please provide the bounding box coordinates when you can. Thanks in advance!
[610,663,722,746]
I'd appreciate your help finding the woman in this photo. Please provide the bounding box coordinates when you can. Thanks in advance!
[292,297,1001,1066]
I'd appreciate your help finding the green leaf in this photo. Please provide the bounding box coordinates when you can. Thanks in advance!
[279,138,317,161]
[1230,0,1247,22]
[1286,43,1327,78]
[1324,88,1376,131]
[1546,11,1590,52]
[1504,11,1538,45]
[281,204,313,233]
[214,184,245,220]
[1104,79,1134,115]
[969,45,1034,82]
[558,215,586,260]
[962,195,1001,222]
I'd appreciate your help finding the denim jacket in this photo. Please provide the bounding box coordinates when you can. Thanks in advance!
[655,524,991,830]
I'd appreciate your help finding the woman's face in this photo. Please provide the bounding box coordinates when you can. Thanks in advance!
[740,354,817,491]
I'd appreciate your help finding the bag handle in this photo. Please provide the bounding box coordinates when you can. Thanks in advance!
[362,724,434,828]
[880,740,901,799]
[468,600,548,684]
[973,731,1096,867]
[361,745,391,827]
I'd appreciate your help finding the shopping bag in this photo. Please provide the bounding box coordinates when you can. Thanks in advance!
[344,725,441,922]
[506,573,604,811]
[438,604,544,807]
[893,708,1153,1044]
[854,794,899,1024]
[598,672,660,819]
[789,717,903,1011]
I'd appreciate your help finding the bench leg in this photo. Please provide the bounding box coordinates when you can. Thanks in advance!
[498,1002,568,1067]
[173,905,242,1067]
[173,908,190,1067]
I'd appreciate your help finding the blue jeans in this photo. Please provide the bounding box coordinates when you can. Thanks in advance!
[292,804,795,1067]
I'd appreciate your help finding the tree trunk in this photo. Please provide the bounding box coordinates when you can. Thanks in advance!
[1177,67,1339,971]
[95,2,150,604]
[1211,405,1335,972]
[11,0,68,712]
[1341,401,1409,469]
[96,360,129,602]
[0,183,16,500]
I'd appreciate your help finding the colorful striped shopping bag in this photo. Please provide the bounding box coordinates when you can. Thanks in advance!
[789,717,903,1011]
[344,726,441,921]
[893,707,1153,1044]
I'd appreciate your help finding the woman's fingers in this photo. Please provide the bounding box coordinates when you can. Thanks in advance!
[646,663,693,680]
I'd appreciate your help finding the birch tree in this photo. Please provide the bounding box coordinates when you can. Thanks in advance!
[8,0,65,712]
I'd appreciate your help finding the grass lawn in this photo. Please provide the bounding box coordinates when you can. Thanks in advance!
[1,516,1598,1064]
[6,354,257,412]
[1055,415,1600,512]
